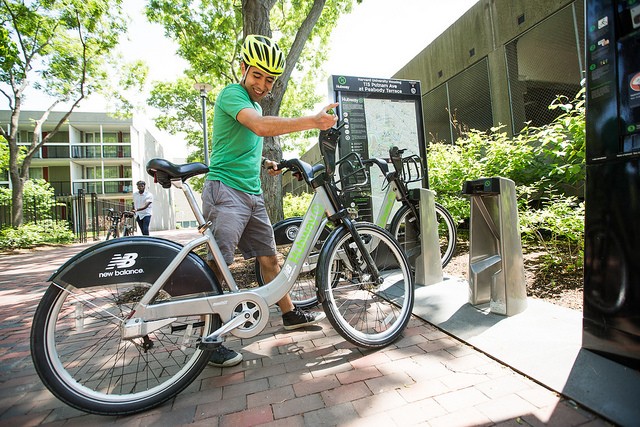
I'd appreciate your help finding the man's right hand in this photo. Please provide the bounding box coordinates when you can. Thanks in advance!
[315,103,339,130]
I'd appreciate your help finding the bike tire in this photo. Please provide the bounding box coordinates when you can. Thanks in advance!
[316,222,414,349]
[30,282,219,415]
[390,202,457,268]
[255,218,331,309]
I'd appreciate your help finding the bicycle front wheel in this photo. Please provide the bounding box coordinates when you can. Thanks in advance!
[316,222,414,349]
[390,202,457,268]
[31,282,219,415]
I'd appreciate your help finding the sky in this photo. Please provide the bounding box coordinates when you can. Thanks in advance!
[12,0,479,158]
[117,0,479,87]
[324,0,478,79]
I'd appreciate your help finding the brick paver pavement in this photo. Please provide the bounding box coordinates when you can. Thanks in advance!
[0,231,613,426]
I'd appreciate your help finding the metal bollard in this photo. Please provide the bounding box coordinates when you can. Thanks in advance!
[462,177,527,316]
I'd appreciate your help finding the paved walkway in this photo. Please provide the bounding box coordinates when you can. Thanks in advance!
[0,230,612,426]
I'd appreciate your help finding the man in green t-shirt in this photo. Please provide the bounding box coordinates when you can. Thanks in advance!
[202,35,339,368]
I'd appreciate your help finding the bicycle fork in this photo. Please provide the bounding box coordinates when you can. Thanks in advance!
[340,216,383,285]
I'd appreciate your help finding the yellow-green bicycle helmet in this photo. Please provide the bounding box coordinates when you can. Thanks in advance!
[241,35,286,77]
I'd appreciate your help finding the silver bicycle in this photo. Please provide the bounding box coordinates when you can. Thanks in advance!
[30,125,414,415]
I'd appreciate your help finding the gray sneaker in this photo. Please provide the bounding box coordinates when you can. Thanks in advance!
[282,307,326,330]
[208,345,243,367]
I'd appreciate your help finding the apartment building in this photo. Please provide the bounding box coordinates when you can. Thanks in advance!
[0,110,177,232]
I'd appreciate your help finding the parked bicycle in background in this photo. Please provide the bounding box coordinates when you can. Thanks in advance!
[104,208,136,239]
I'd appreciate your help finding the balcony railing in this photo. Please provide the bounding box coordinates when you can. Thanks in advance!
[72,145,102,159]
[72,180,133,195]
[103,145,132,158]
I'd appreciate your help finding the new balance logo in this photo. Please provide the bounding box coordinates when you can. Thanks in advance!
[106,253,139,270]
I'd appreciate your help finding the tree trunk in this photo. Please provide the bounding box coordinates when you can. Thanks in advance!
[242,0,283,223]
[9,171,25,228]
[241,0,328,223]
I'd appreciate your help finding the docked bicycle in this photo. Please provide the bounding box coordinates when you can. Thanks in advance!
[256,146,457,308]
[30,125,414,415]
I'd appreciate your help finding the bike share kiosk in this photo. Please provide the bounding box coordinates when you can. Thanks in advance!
[328,75,443,285]
[583,0,640,365]
[462,177,527,316]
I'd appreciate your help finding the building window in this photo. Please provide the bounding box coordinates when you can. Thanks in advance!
[103,132,118,143]
[29,167,43,180]
[505,3,584,133]
[423,58,493,144]
[46,131,69,143]
[103,166,119,179]
[18,130,35,143]
[85,166,102,179]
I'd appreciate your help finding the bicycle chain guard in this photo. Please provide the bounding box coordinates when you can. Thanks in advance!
[229,296,270,339]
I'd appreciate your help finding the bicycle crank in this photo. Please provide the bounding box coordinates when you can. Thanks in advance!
[200,295,270,348]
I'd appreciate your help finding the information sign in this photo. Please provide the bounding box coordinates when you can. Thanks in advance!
[329,75,427,222]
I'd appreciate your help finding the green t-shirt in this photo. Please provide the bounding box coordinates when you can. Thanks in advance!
[206,83,263,194]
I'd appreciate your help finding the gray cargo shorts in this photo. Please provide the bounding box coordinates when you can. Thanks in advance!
[201,180,277,265]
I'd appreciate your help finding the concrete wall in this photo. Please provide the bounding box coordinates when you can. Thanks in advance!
[393,0,582,139]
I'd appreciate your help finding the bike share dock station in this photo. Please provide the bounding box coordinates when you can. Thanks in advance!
[462,177,527,316]
[411,176,528,317]
[411,179,640,427]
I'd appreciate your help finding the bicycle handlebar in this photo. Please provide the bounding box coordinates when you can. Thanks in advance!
[276,158,325,186]
[364,146,424,184]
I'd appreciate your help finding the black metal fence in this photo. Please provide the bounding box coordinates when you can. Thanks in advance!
[0,191,135,242]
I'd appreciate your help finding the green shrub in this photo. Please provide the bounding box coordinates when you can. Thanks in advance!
[283,192,313,218]
[0,220,75,250]
[427,91,586,264]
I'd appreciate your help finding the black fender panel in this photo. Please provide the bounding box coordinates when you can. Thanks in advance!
[272,217,331,247]
[49,236,222,297]
[272,217,304,245]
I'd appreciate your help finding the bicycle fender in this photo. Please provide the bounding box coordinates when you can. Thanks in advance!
[48,236,222,297]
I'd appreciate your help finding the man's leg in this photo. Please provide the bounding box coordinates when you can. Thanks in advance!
[256,255,325,330]
[141,216,151,235]
[201,180,244,367]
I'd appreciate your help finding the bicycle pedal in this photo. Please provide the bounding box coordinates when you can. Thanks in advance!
[198,335,223,350]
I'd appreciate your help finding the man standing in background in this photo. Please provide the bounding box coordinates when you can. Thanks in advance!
[132,180,153,235]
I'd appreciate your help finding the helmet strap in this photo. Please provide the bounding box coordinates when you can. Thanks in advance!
[240,62,250,85]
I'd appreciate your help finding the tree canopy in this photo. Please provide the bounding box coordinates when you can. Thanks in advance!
[0,0,135,226]
[145,0,358,220]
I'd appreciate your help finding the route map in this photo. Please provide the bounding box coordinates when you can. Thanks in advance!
[362,98,421,218]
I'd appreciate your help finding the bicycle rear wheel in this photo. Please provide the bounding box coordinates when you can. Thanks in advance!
[106,228,116,240]
[31,282,219,415]
[390,202,457,268]
[255,218,331,309]
[316,222,414,349]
